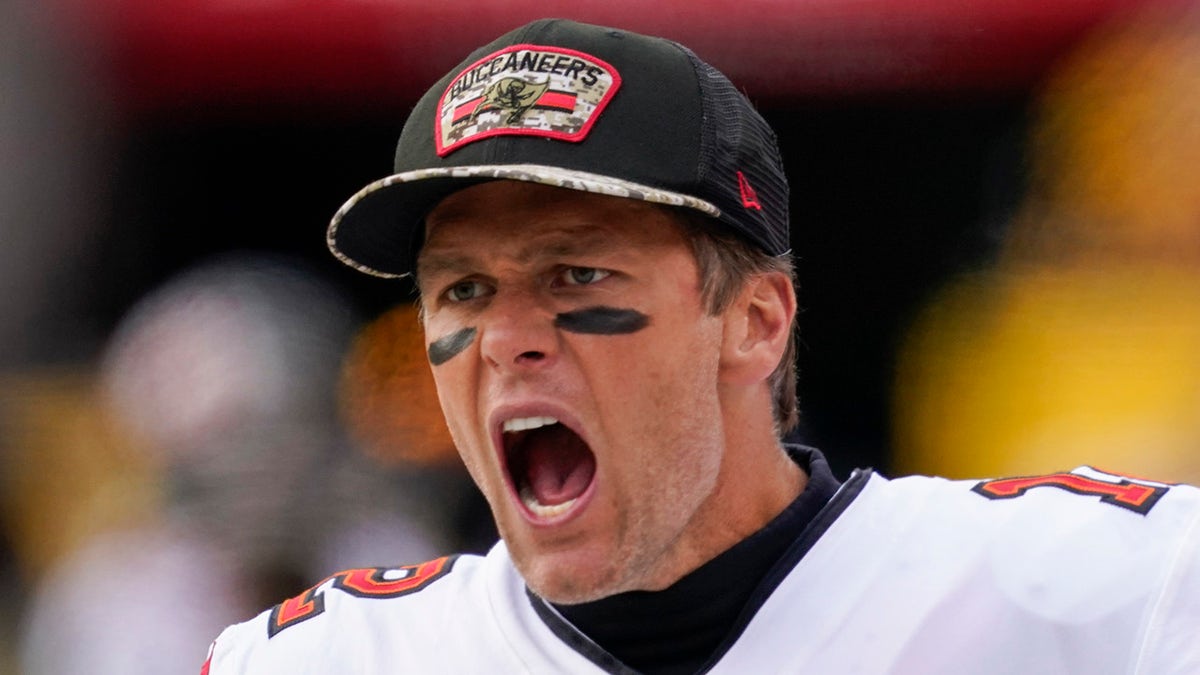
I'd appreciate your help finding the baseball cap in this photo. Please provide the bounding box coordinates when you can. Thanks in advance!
[327,18,790,279]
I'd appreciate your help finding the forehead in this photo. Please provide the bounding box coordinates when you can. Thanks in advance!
[417,181,690,271]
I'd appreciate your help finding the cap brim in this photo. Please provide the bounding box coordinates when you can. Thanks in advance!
[327,164,721,278]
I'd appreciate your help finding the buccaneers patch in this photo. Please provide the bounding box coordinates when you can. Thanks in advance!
[436,44,621,156]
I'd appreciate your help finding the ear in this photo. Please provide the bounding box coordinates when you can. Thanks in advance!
[719,271,797,385]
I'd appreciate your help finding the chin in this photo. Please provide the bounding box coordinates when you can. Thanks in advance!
[517,548,631,604]
[527,574,618,605]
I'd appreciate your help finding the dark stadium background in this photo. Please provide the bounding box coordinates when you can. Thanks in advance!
[36,0,1160,478]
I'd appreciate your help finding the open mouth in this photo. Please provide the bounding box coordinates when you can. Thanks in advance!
[502,416,596,519]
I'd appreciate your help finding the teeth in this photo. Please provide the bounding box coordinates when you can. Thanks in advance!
[520,484,577,517]
[503,416,559,433]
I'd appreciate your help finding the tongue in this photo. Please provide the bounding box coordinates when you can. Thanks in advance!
[522,424,596,506]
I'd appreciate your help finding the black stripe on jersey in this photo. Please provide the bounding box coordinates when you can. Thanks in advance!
[695,459,872,673]
[526,592,642,675]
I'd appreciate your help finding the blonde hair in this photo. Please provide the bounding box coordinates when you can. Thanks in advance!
[676,209,800,436]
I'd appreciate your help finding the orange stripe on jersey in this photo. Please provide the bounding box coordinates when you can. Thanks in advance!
[268,556,459,638]
[973,472,1169,514]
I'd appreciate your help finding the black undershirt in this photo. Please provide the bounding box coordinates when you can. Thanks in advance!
[542,446,842,675]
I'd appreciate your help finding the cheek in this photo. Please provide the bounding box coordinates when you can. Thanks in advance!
[430,366,472,442]
[424,342,499,483]
[589,321,723,429]
[430,370,495,495]
[638,315,723,383]
[649,324,724,431]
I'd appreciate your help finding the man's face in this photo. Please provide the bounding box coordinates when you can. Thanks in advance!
[417,181,733,603]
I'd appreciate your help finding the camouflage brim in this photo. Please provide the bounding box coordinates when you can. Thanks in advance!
[326,163,722,279]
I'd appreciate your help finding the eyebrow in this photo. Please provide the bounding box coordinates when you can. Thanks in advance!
[417,227,622,280]
[415,253,477,282]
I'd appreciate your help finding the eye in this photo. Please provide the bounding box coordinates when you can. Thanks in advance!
[444,279,491,303]
[557,267,611,286]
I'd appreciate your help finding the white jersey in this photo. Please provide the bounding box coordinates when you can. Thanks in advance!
[204,466,1200,674]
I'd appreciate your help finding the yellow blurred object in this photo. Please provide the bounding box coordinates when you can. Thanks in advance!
[339,304,459,467]
[0,370,162,582]
[1011,8,1200,261]
[892,7,1200,484]
[893,262,1200,482]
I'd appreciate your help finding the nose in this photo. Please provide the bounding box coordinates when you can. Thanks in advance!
[478,289,558,372]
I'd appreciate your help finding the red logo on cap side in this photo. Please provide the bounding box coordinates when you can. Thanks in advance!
[737,171,763,211]
[435,44,622,157]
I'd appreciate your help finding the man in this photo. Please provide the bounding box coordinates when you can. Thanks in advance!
[205,18,1200,674]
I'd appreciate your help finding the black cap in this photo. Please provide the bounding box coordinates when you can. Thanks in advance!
[328,18,789,278]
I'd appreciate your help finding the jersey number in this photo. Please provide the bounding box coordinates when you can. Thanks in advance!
[268,556,458,638]
[972,471,1169,515]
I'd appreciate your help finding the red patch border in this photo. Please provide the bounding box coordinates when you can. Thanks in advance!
[435,43,621,157]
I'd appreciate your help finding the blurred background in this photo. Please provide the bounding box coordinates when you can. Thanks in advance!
[2,0,1198,671]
